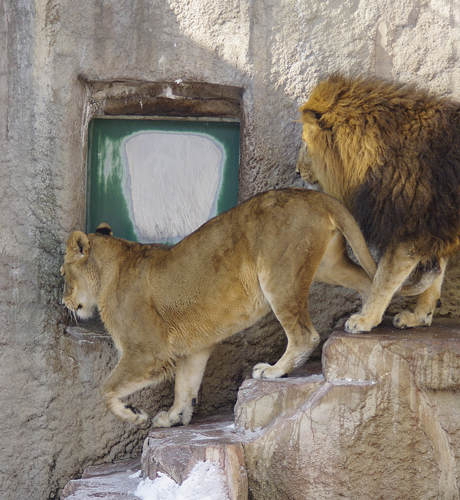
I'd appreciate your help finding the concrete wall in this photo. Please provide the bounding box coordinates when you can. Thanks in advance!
[1,0,459,498]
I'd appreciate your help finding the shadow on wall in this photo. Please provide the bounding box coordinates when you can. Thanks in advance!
[77,0,307,195]
[43,3,314,500]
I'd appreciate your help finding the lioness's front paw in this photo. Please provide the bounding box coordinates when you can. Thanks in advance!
[152,410,177,428]
[152,408,191,428]
[252,362,286,379]
[393,310,432,329]
[345,314,377,334]
[125,405,149,426]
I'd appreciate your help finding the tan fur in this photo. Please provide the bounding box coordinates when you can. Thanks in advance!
[61,188,376,427]
[297,74,460,332]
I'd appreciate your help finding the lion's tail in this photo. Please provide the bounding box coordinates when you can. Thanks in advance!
[326,196,377,279]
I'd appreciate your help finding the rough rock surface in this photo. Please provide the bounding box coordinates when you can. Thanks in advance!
[61,321,460,499]
[240,318,460,500]
[234,362,324,430]
[3,1,460,499]
[60,459,141,500]
[142,415,248,500]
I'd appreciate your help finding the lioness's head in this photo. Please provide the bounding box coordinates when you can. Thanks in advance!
[61,224,111,320]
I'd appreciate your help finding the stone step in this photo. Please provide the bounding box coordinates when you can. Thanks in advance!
[234,362,324,431]
[239,317,460,500]
[141,414,248,500]
[61,318,460,500]
[59,363,323,500]
[140,364,324,500]
[61,458,142,499]
[324,316,460,389]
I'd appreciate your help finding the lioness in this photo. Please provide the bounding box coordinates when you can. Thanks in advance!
[297,74,460,333]
[62,188,376,427]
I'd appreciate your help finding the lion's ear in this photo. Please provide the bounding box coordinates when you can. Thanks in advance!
[299,104,323,124]
[95,223,113,236]
[66,231,90,261]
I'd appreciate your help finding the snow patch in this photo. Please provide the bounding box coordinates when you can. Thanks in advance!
[134,461,230,500]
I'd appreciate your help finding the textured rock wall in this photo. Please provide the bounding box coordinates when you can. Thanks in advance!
[238,319,460,500]
[1,1,460,499]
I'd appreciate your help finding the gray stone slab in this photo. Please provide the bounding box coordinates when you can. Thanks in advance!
[142,415,248,500]
[242,317,460,500]
[324,316,460,389]
[61,459,141,500]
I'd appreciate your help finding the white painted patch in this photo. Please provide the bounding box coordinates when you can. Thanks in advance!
[123,131,224,243]
[103,140,116,183]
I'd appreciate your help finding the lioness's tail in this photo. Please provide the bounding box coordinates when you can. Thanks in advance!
[325,196,377,279]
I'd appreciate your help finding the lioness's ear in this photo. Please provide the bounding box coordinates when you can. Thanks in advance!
[66,231,90,260]
[95,223,113,236]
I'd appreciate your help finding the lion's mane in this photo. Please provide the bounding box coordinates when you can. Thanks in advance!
[300,74,460,259]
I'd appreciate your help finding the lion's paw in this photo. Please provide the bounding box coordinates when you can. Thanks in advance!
[393,310,432,329]
[344,314,376,334]
[252,362,286,379]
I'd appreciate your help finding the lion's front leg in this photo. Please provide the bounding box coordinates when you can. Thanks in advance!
[345,245,418,333]
[152,347,213,428]
[393,257,447,329]
[102,355,164,426]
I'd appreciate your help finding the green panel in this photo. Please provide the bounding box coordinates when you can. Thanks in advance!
[86,118,240,243]
[87,120,137,241]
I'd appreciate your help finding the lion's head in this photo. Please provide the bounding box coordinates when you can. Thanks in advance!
[297,74,388,206]
[61,229,104,320]
[295,140,318,186]
[297,73,460,261]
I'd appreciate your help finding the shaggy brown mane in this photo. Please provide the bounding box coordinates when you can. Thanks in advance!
[300,74,460,260]
[298,74,460,332]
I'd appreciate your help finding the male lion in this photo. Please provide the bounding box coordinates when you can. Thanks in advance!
[297,74,460,333]
[61,188,376,427]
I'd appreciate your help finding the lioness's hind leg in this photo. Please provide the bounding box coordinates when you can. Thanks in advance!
[253,312,319,379]
[393,257,447,329]
[254,259,321,379]
[253,284,319,379]
[314,231,373,303]
[152,347,213,428]
[102,356,164,426]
